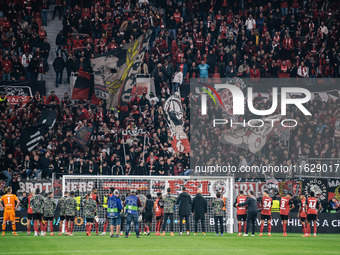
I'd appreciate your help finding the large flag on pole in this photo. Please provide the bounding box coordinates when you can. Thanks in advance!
[164,92,190,153]
[91,30,152,109]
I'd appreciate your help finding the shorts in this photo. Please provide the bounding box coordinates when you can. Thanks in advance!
[110,216,121,226]
[60,215,65,221]
[86,218,94,223]
[261,214,271,221]
[156,216,163,221]
[237,214,247,221]
[307,214,317,222]
[280,214,289,221]
[300,217,306,222]
[143,213,152,223]
[27,213,33,220]
[33,213,43,220]
[3,209,15,222]
[66,216,75,221]
[44,216,54,221]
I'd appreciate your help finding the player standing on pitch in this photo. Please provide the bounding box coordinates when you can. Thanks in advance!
[137,189,147,235]
[162,187,176,236]
[26,189,34,235]
[31,188,45,236]
[91,188,101,235]
[83,192,97,236]
[154,192,164,236]
[65,191,77,236]
[143,194,154,235]
[234,190,247,236]
[101,189,112,236]
[212,192,224,236]
[0,187,20,236]
[305,191,322,237]
[57,191,68,235]
[43,192,56,236]
[259,190,272,237]
[279,193,295,236]
[297,194,307,236]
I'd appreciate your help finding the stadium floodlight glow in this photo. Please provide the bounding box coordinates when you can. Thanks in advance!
[201,84,312,116]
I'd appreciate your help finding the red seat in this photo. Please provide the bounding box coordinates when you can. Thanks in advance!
[212,73,220,78]
[278,73,290,78]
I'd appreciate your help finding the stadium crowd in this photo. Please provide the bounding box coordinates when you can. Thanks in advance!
[0,0,340,189]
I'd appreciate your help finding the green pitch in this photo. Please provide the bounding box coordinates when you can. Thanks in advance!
[0,233,339,255]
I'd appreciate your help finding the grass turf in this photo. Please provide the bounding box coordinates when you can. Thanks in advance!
[0,232,339,255]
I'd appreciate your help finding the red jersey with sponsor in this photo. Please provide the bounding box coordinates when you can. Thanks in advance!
[300,199,307,217]
[237,196,247,215]
[306,197,318,215]
[28,195,33,214]
[280,197,291,215]
[154,198,164,217]
[92,194,100,206]
[261,197,272,215]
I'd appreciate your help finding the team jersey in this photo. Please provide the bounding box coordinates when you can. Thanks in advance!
[212,198,225,216]
[31,194,45,214]
[235,196,247,215]
[65,197,77,216]
[92,193,100,206]
[144,199,154,215]
[306,197,319,215]
[154,198,164,217]
[299,199,307,217]
[163,194,176,214]
[261,197,272,215]
[28,195,33,214]
[43,197,56,217]
[58,196,68,216]
[84,197,97,218]
[137,194,147,212]
[0,194,18,210]
[280,197,293,215]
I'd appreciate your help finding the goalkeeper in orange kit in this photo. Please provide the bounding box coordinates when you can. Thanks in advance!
[1,187,20,236]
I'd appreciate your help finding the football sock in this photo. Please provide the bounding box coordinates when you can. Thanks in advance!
[95,222,98,234]
[238,222,241,233]
[260,224,264,234]
[268,222,272,233]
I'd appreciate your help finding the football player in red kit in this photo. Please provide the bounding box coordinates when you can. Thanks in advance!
[280,193,295,236]
[259,190,272,237]
[154,192,164,236]
[91,188,101,235]
[305,191,322,237]
[233,191,247,236]
[27,189,34,235]
[297,194,307,236]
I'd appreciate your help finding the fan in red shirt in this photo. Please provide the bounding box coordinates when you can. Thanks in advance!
[154,192,164,236]
[305,191,322,237]
[259,190,272,237]
[233,191,247,236]
[279,193,295,236]
[297,194,307,236]
[27,189,34,235]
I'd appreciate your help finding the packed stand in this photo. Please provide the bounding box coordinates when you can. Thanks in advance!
[0,1,50,81]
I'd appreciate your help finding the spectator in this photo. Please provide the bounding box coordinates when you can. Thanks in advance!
[172,69,183,93]
[198,60,209,81]
[53,54,65,86]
